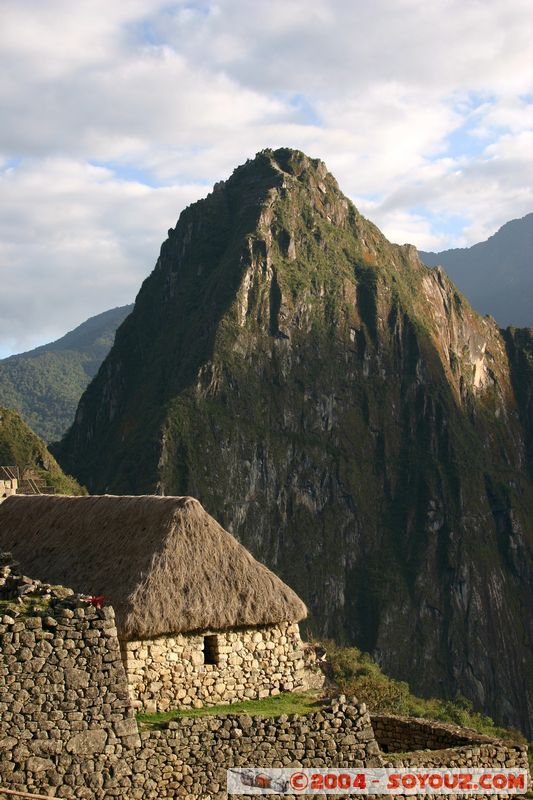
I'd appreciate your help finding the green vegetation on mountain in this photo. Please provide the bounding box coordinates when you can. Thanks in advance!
[55,148,533,736]
[0,305,132,442]
[325,643,526,743]
[420,213,533,328]
[0,406,84,494]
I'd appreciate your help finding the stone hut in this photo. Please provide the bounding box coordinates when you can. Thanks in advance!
[0,494,310,712]
[0,466,18,503]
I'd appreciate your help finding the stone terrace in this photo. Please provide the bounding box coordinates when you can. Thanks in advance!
[0,567,529,798]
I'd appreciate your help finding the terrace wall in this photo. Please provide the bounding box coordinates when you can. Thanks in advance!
[372,714,528,774]
[0,570,528,799]
[0,590,140,797]
[372,713,498,753]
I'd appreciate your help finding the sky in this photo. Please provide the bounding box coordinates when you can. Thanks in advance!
[1,0,533,357]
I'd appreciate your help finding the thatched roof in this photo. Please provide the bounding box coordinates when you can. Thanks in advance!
[0,494,307,639]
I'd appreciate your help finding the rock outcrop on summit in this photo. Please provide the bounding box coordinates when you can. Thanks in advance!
[56,149,533,736]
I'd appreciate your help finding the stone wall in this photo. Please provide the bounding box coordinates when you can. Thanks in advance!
[0,570,140,798]
[0,600,380,800]
[372,713,496,752]
[123,621,316,712]
[389,740,529,770]
[129,696,382,799]
[0,568,529,799]
[373,714,529,774]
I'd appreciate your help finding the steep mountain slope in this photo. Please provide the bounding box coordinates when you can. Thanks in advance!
[0,305,133,442]
[420,214,533,327]
[56,149,533,736]
[0,407,84,494]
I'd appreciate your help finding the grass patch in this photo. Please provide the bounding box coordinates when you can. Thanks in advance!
[137,691,326,729]
[0,594,51,617]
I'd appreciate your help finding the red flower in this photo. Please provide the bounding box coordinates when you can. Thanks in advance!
[84,595,105,609]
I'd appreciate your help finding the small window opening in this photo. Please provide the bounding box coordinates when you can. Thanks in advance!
[203,634,219,665]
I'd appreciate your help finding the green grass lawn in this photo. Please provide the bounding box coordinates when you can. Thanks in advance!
[137,691,326,728]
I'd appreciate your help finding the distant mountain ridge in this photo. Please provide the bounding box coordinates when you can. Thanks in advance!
[0,305,133,442]
[420,213,533,328]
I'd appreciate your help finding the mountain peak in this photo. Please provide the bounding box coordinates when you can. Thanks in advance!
[235,147,329,179]
[213,147,342,217]
[262,147,329,179]
[55,151,533,736]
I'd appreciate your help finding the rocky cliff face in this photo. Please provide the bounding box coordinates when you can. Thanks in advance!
[56,149,533,736]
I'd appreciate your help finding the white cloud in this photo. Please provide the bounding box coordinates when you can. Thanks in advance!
[158,0,533,96]
[0,0,532,353]
[0,158,206,354]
